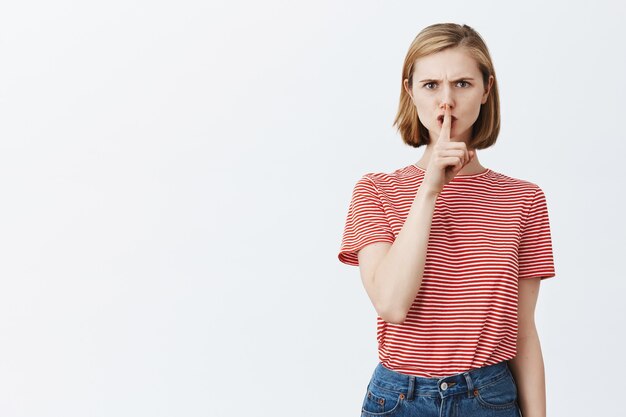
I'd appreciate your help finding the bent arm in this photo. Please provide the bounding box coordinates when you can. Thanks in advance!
[358,185,439,324]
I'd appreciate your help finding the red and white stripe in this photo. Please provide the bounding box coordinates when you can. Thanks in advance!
[338,164,556,377]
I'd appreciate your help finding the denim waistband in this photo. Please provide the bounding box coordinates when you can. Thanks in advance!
[370,360,511,400]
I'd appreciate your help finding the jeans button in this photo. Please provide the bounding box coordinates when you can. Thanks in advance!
[441,382,448,390]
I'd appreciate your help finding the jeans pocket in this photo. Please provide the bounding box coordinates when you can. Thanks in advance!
[474,371,518,409]
[361,381,405,416]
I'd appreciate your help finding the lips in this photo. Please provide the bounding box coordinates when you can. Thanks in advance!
[437,115,457,128]
[437,115,457,122]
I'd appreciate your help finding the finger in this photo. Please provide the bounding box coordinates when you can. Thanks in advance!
[440,149,469,166]
[441,156,463,174]
[461,150,475,167]
[449,150,474,172]
[439,103,451,142]
[464,150,477,168]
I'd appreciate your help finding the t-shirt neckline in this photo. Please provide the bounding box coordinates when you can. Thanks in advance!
[411,163,491,178]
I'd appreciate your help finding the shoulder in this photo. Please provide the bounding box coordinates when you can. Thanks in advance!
[356,164,416,191]
[487,169,545,195]
[487,170,553,216]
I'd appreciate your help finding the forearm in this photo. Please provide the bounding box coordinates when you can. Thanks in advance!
[373,186,439,323]
[507,330,546,417]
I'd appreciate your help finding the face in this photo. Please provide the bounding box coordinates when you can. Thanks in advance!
[403,47,494,144]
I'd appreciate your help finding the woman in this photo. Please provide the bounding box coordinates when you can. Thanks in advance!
[338,23,556,417]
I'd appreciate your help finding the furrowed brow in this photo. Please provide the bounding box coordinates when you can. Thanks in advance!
[418,77,475,83]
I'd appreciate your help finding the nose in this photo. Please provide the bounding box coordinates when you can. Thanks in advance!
[439,85,455,110]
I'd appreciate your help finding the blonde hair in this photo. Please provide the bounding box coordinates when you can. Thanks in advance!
[393,23,500,149]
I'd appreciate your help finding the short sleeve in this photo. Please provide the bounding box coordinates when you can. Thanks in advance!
[517,186,556,280]
[337,175,395,266]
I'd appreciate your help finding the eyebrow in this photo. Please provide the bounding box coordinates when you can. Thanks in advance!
[418,77,475,83]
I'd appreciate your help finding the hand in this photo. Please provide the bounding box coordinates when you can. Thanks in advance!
[422,103,476,193]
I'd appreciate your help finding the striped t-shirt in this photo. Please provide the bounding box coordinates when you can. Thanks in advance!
[338,163,556,378]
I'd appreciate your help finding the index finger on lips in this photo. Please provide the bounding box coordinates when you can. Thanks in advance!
[440,103,451,142]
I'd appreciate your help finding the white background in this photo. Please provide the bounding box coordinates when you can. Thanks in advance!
[1,1,624,416]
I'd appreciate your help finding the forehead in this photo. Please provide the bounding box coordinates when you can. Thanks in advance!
[413,47,481,78]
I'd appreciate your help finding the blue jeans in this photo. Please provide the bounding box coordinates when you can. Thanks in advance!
[360,360,522,417]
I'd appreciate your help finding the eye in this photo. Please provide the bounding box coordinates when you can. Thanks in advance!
[422,80,471,89]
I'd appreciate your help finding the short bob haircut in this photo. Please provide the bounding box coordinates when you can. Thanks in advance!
[393,23,500,149]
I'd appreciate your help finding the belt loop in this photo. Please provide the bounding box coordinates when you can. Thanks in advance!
[407,376,415,400]
[463,372,474,399]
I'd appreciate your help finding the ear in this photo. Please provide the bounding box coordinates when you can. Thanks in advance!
[481,75,494,104]
[403,78,413,100]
